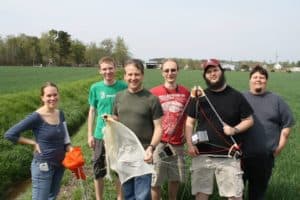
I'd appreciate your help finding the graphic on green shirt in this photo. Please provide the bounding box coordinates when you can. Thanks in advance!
[88,80,127,139]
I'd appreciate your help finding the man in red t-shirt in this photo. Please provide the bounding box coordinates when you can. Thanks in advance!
[150,59,190,200]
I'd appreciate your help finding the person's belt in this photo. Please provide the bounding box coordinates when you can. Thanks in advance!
[161,141,184,146]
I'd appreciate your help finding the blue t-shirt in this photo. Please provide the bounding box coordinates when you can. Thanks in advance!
[5,111,70,166]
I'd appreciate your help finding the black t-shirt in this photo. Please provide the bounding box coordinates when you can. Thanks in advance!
[186,86,253,155]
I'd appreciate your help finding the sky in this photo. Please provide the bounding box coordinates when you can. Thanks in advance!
[1,0,300,63]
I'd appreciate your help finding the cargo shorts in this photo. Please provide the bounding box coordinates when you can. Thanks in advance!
[152,142,186,186]
[190,155,244,198]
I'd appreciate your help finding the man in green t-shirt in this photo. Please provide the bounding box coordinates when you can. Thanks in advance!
[88,56,127,200]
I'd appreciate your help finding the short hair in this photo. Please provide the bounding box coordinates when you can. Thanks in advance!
[124,59,144,74]
[161,58,179,70]
[250,65,268,80]
[98,56,116,68]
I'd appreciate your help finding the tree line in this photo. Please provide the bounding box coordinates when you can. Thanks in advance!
[1,29,299,69]
[0,29,130,67]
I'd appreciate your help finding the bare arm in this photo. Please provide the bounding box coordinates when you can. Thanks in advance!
[223,115,254,136]
[144,118,162,163]
[185,116,199,156]
[87,106,95,148]
[18,136,41,153]
[150,118,163,147]
[274,127,291,156]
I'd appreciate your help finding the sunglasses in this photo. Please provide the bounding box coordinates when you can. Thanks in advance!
[163,68,177,73]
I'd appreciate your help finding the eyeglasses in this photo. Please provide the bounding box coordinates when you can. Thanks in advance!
[163,68,177,73]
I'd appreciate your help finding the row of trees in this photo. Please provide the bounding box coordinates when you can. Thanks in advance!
[2,29,299,69]
[0,29,130,67]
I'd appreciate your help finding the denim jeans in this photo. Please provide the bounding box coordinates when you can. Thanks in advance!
[122,173,152,200]
[31,159,65,200]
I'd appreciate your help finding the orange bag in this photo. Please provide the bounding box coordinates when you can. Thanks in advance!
[62,146,86,180]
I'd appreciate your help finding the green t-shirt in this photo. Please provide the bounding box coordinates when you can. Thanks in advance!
[88,80,127,139]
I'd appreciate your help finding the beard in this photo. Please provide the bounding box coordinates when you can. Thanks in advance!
[205,72,226,90]
[254,88,263,93]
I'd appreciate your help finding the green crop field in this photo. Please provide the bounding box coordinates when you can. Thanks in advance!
[0,66,99,94]
[1,67,299,199]
[144,69,300,198]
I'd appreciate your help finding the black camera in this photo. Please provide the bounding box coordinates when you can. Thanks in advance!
[159,145,175,159]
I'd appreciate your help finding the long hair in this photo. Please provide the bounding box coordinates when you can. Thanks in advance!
[40,81,58,96]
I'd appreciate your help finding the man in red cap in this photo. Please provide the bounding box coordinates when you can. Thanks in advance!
[185,59,254,200]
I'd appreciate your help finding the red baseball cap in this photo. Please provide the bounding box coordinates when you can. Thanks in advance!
[203,59,221,70]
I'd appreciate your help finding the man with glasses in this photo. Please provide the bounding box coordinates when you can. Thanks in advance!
[150,59,190,200]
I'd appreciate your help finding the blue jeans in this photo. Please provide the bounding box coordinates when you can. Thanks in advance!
[122,173,152,200]
[31,159,65,200]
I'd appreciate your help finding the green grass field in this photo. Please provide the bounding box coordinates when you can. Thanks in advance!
[146,69,300,198]
[1,67,299,199]
[0,66,99,94]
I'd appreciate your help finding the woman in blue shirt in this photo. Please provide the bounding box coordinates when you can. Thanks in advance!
[5,82,72,200]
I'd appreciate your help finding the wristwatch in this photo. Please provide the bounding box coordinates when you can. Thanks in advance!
[233,127,240,135]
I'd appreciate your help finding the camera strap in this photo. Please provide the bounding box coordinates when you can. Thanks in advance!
[165,95,191,144]
[195,96,242,156]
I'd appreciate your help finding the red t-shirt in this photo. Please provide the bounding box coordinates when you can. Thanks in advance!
[150,85,190,145]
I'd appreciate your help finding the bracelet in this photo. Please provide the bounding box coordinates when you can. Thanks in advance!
[148,144,156,151]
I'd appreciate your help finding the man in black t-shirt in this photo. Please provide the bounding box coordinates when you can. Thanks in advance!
[185,59,253,200]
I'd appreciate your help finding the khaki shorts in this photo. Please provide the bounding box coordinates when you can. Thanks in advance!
[151,143,186,186]
[190,155,243,198]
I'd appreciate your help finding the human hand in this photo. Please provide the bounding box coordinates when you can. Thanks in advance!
[273,147,281,157]
[88,135,95,149]
[228,143,241,158]
[191,86,204,98]
[223,124,236,136]
[66,145,74,152]
[102,114,118,122]
[34,143,41,154]
[187,144,199,157]
[102,114,111,121]
[144,147,153,163]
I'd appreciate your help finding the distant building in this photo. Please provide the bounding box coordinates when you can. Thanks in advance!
[222,63,236,71]
[262,64,268,69]
[290,67,300,72]
[184,64,190,70]
[274,63,282,70]
[145,58,163,69]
